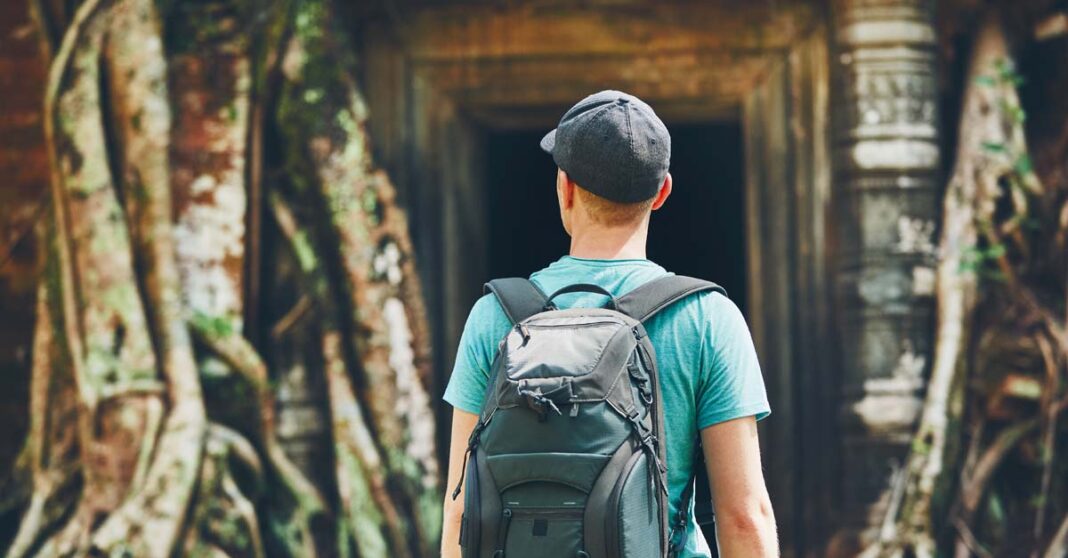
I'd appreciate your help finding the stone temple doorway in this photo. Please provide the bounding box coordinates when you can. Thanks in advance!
[354,2,836,554]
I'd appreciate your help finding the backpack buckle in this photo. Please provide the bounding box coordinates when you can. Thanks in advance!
[518,383,563,421]
[627,360,654,405]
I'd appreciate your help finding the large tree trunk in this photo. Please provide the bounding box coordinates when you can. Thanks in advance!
[864,13,1016,558]
[870,8,1068,557]
[4,0,440,555]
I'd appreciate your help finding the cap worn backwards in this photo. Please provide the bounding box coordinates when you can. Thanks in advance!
[540,90,671,204]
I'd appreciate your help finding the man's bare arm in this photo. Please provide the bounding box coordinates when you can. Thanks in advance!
[701,416,778,557]
[442,408,479,558]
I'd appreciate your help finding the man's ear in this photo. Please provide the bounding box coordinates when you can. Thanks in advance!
[650,173,673,211]
[557,169,576,209]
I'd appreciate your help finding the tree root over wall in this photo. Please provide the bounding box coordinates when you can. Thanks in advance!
[3,0,440,556]
[865,9,1068,558]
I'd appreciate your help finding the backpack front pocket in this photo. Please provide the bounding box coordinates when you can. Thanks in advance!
[461,448,482,558]
[485,452,607,557]
[503,507,584,558]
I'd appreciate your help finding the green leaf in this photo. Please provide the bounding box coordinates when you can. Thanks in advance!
[1014,153,1033,175]
[191,311,234,338]
[984,243,1006,259]
[303,88,324,104]
[959,245,982,267]
[990,58,1027,87]
[974,75,997,87]
[1012,105,1026,123]
[987,491,1005,524]
[982,141,1007,154]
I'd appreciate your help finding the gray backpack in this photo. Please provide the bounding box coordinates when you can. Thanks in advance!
[453,275,725,558]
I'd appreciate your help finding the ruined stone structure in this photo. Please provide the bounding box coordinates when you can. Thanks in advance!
[350,0,943,554]
[0,0,949,555]
[830,0,940,542]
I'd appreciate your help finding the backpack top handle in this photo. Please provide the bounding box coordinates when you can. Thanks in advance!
[542,283,620,311]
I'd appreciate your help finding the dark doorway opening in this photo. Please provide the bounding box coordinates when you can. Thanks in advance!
[483,122,747,551]
[484,122,746,309]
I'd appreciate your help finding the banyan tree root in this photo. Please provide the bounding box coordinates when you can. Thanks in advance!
[9,0,258,555]
[191,324,328,556]
[867,13,1020,558]
[11,0,442,554]
[276,0,440,553]
[11,0,179,554]
[88,0,209,551]
[872,10,1068,557]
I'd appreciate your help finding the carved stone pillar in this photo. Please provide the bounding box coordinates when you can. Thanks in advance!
[830,0,941,540]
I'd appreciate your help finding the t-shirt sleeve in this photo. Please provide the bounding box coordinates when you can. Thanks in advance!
[443,294,510,414]
[695,293,771,430]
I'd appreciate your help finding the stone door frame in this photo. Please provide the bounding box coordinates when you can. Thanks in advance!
[357,6,839,554]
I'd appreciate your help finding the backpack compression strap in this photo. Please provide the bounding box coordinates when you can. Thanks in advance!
[614,275,726,322]
[484,278,550,324]
[615,274,727,557]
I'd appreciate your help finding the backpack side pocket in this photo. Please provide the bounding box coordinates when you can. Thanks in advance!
[461,448,481,558]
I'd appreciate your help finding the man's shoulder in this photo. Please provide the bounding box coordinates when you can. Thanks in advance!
[468,292,510,324]
[644,284,747,344]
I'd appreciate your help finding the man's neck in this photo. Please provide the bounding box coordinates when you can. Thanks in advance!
[568,223,649,260]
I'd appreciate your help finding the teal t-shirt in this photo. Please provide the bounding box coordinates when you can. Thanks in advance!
[443,256,770,557]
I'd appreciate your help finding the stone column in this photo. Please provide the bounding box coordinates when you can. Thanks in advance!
[830,0,941,541]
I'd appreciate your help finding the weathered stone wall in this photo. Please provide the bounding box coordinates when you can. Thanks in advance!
[0,0,48,481]
[830,0,941,545]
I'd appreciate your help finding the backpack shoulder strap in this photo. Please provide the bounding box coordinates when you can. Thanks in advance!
[615,275,726,322]
[484,278,550,324]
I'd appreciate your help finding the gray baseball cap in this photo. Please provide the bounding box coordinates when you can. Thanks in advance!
[540,90,671,204]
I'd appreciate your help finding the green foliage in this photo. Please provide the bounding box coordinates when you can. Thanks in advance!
[1000,100,1026,125]
[959,243,1006,275]
[1013,153,1033,175]
[994,59,1025,87]
[982,141,1006,154]
[911,432,932,456]
[191,310,235,339]
[290,229,318,273]
[961,58,1042,284]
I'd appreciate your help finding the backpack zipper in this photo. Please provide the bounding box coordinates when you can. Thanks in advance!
[522,320,624,329]
[637,340,672,557]
[505,507,584,519]
[492,508,513,557]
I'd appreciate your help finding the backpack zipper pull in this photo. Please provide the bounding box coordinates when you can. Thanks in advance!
[451,446,471,500]
[570,402,580,417]
[451,420,486,500]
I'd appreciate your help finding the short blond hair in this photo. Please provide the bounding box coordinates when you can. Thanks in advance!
[574,185,654,226]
